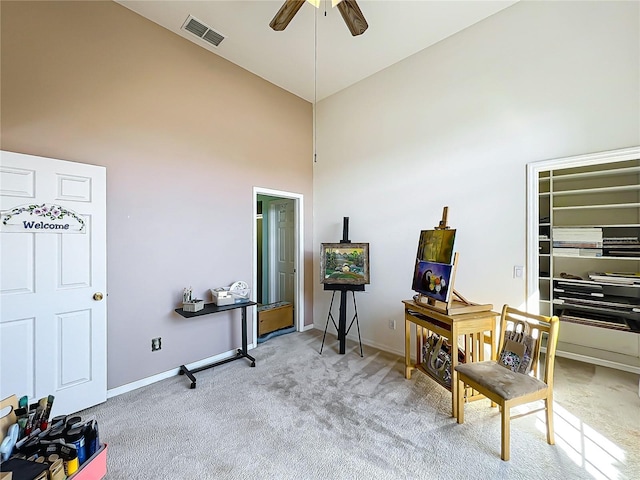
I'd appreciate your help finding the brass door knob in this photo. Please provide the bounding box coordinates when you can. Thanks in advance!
[93,292,104,301]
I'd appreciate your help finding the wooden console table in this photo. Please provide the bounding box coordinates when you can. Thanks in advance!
[403,299,498,417]
[175,301,257,389]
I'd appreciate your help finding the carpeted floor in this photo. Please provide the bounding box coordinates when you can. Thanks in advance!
[79,330,640,480]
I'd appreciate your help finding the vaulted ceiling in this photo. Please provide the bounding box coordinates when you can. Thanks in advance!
[117,1,519,102]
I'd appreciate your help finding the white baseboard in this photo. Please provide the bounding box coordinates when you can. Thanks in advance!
[301,323,314,332]
[107,343,256,399]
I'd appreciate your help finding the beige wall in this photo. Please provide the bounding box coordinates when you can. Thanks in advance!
[1,1,313,389]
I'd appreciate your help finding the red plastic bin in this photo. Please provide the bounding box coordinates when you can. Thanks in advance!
[69,443,107,480]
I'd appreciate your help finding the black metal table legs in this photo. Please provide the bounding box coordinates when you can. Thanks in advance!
[178,304,255,389]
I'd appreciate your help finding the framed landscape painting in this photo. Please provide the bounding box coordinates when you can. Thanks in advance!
[320,243,370,285]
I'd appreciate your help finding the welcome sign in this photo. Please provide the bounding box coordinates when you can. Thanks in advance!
[1,203,85,233]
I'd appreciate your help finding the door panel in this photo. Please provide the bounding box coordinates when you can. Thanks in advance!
[58,219,91,288]
[271,199,295,304]
[0,167,35,197]
[0,233,35,294]
[57,310,92,387]
[0,151,106,416]
[56,174,91,201]
[0,317,36,398]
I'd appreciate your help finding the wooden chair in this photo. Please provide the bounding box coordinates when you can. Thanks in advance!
[454,305,560,461]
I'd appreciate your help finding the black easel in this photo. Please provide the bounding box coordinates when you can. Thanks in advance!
[320,217,364,356]
[320,288,363,357]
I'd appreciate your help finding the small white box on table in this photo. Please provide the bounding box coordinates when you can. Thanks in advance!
[183,300,204,312]
[211,283,251,306]
[211,289,235,306]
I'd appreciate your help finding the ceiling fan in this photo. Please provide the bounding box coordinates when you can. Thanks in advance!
[270,0,368,37]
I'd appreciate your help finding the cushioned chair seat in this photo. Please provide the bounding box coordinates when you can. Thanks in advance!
[455,361,548,400]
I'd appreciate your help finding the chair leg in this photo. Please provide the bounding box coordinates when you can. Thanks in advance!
[457,378,465,424]
[501,404,510,461]
[545,396,555,445]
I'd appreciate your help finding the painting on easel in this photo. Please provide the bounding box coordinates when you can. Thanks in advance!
[410,207,492,314]
[416,229,456,264]
[412,260,453,302]
[320,243,370,285]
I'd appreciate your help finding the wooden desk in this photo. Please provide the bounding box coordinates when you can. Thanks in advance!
[174,301,257,389]
[403,299,498,417]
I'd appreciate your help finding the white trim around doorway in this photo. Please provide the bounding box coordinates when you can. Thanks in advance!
[252,187,305,346]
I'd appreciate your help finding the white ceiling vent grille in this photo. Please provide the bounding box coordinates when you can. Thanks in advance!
[182,15,225,48]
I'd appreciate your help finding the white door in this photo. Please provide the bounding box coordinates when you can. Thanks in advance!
[0,151,107,416]
[270,199,295,304]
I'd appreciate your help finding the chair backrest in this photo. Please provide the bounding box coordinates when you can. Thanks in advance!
[497,305,560,385]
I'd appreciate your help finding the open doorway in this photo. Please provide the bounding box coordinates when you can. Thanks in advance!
[253,187,304,345]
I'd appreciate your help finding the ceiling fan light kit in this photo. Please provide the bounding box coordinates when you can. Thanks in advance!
[306,0,344,7]
[270,0,368,36]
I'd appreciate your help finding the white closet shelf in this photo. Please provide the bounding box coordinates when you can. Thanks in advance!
[553,184,640,196]
[553,165,640,180]
[553,255,640,260]
[553,202,640,210]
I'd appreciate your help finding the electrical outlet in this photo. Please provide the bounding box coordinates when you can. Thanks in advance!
[513,265,524,279]
[388,319,396,330]
[151,337,161,352]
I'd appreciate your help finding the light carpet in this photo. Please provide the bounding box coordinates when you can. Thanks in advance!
[80,330,640,480]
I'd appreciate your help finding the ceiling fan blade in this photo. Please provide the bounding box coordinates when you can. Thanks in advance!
[270,0,306,31]
[336,0,368,36]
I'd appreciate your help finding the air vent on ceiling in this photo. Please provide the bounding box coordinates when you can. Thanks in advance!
[182,15,225,48]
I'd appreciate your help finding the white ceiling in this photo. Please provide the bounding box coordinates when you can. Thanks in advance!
[116,0,519,102]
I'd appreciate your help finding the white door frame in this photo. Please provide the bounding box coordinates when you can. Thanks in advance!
[252,187,304,344]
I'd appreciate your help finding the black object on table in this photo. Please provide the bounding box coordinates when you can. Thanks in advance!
[174,301,257,389]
